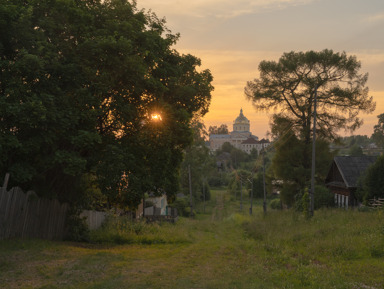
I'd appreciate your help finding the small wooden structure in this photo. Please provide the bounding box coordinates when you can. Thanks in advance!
[325,156,377,208]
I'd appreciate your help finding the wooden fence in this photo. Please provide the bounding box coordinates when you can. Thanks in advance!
[0,187,69,240]
[0,181,177,240]
[80,210,108,230]
[368,198,384,209]
[144,206,178,223]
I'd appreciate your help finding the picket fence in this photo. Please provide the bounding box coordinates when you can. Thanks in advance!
[0,186,69,240]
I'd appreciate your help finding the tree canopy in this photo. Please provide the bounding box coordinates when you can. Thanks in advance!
[208,124,229,135]
[372,113,384,148]
[245,50,375,142]
[357,155,384,202]
[0,0,213,208]
[245,50,374,205]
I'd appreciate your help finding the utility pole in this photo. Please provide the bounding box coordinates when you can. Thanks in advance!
[249,170,254,215]
[188,164,193,217]
[240,177,243,210]
[263,149,267,215]
[310,86,318,217]
[202,178,206,214]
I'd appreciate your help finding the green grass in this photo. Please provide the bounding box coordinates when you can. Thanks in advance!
[1,189,384,288]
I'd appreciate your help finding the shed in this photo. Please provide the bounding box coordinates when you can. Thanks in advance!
[325,156,377,208]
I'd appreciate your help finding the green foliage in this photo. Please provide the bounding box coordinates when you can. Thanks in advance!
[0,0,213,208]
[172,198,189,217]
[269,198,282,210]
[341,135,371,148]
[302,188,310,219]
[371,113,384,148]
[179,118,215,205]
[294,185,334,215]
[246,49,375,208]
[271,129,335,206]
[251,172,265,199]
[208,172,230,188]
[89,215,191,244]
[314,185,335,209]
[250,148,258,160]
[348,144,364,156]
[215,141,251,169]
[200,183,211,202]
[227,169,252,199]
[2,190,384,288]
[64,208,90,242]
[246,49,375,141]
[357,155,384,201]
[208,124,228,135]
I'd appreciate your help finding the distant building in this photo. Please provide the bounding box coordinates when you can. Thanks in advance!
[209,109,270,154]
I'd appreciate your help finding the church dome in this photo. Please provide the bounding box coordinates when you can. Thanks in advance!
[234,108,249,124]
[233,108,250,133]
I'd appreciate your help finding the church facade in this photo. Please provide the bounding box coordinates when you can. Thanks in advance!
[209,109,270,154]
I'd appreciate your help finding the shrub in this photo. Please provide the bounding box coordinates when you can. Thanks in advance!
[314,185,335,209]
[172,198,189,217]
[270,198,282,210]
[358,155,384,202]
[65,208,90,242]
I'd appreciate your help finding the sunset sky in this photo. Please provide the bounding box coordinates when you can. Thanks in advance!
[137,0,384,139]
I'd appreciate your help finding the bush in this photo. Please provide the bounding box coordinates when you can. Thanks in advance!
[65,208,90,242]
[358,155,384,202]
[270,198,282,210]
[314,185,335,209]
[172,198,189,217]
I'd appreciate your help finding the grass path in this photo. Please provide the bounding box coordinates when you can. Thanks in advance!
[1,189,384,288]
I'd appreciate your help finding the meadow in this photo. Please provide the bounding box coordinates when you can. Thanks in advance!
[1,189,384,289]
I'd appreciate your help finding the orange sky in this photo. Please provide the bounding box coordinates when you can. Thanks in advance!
[137,0,384,139]
[182,49,384,139]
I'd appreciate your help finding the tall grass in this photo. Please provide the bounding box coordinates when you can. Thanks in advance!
[89,215,194,245]
[242,208,384,287]
[2,190,384,289]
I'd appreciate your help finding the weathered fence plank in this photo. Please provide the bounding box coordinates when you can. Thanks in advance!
[80,210,107,230]
[0,187,69,240]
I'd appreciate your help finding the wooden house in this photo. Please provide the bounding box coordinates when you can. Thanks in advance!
[325,156,377,208]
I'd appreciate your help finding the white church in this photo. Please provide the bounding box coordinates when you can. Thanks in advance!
[209,109,270,154]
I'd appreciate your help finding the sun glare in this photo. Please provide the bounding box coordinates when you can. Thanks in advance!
[151,113,162,121]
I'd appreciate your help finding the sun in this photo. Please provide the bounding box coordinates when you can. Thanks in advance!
[151,113,162,121]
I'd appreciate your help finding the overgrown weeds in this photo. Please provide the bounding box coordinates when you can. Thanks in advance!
[89,215,193,245]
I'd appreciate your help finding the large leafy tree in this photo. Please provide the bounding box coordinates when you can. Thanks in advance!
[245,50,374,203]
[245,50,375,143]
[180,118,214,204]
[271,129,335,206]
[357,155,384,202]
[0,0,213,208]
[371,113,384,148]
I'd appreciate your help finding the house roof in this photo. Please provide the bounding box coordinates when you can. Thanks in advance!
[209,134,230,139]
[259,138,270,144]
[331,156,377,188]
[241,137,259,144]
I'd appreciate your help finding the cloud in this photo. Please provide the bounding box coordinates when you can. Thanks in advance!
[363,12,384,23]
[137,0,314,19]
